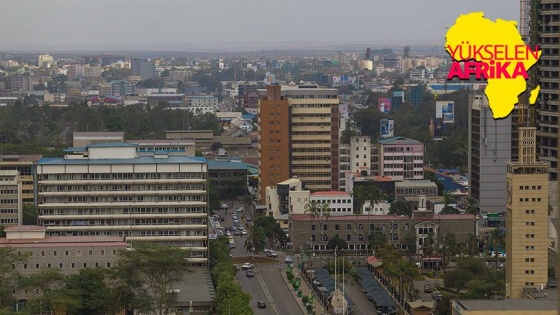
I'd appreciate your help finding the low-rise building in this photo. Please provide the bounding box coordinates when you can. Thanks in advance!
[0,155,41,204]
[311,191,353,215]
[379,137,424,180]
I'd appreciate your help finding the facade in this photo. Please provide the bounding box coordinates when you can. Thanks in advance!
[266,178,305,218]
[147,94,185,108]
[506,127,550,299]
[185,95,219,114]
[311,191,353,215]
[43,92,66,103]
[350,136,371,175]
[131,58,156,80]
[73,131,125,147]
[0,170,22,226]
[9,75,32,91]
[36,143,209,264]
[37,54,54,68]
[0,155,41,204]
[468,92,512,214]
[289,213,477,253]
[535,0,560,217]
[166,130,214,149]
[339,144,350,191]
[394,180,439,200]
[258,84,339,203]
[125,140,196,157]
[110,80,135,97]
[378,137,424,180]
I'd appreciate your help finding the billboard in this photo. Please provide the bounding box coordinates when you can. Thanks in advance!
[433,118,444,138]
[380,119,394,138]
[436,101,454,123]
[378,98,392,113]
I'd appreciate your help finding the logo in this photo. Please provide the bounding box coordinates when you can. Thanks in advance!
[445,12,541,119]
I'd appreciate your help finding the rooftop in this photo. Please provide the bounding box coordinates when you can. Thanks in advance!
[311,191,350,197]
[455,299,558,311]
[73,131,124,137]
[378,136,422,146]
[291,213,476,222]
[5,226,46,232]
[395,180,438,188]
[38,156,207,165]
[87,143,137,148]
[208,160,248,171]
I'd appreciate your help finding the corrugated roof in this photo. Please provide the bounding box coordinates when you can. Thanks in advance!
[378,136,422,145]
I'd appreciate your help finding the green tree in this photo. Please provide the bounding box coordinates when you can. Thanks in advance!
[22,204,37,225]
[65,268,116,315]
[368,228,388,253]
[244,225,266,257]
[253,216,288,249]
[327,235,348,252]
[0,247,29,308]
[389,197,411,216]
[20,269,66,314]
[116,243,193,315]
[443,268,475,291]
[487,228,505,271]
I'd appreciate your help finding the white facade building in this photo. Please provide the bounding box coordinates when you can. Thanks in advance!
[0,170,22,226]
[310,191,353,215]
[36,143,209,264]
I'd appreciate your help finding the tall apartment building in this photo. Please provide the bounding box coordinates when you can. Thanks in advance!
[110,80,135,97]
[258,84,339,203]
[36,143,209,264]
[378,137,424,180]
[37,54,54,68]
[0,155,40,204]
[0,170,22,226]
[535,0,560,216]
[131,58,156,80]
[506,127,549,299]
[468,93,512,214]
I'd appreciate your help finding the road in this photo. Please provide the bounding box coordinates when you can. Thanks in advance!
[220,203,303,314]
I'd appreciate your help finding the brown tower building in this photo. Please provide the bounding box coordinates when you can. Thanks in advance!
[506,127,549,299]
[257,84,339,203]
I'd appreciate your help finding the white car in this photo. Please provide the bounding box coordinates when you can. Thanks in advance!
[241,230,248,235]
[285,255,293,263]
[242,262,253,270]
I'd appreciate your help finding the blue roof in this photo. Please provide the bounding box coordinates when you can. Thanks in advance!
[378,136,422,145]
[62,147,87,153]
[38,156,207,165]
[208,160,248,171]
[242,114,255,120]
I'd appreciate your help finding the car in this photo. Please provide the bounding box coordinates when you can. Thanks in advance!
[264,249,278,258]
[367,294,374,301]
[237,208,244,213]
[226,231,232,236]
[285,255,293,263]
[241,230,248,235]
[423,284,433,293]
[257,301,266,309]
[241,262,253,270]
[234,230,240,236]
[233,219,239,225]
[432,291,443,300]
[231,226,237,231]
[245,270,255,277]
[246,215,252,222]
[228,243,235,249]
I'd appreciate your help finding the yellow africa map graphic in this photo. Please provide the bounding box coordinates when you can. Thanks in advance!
[445,12,541,119]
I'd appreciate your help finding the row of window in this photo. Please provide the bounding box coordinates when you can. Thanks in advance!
[311,223,404,231]
[519,198,543,202]
[41,195,205,203]
[40,207,207,215]
[39,172,206,181]
[0,209,17,214]
[0,199,18,204]
[310,233,399,242]
[39,183,205,192]
[0,189,18,194]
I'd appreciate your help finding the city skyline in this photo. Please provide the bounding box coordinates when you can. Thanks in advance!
[1,0,518,51]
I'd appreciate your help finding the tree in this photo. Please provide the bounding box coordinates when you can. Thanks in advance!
[22,204,37,225]
[440,191,460,214]
[253,216,288,250]
[487,228,505,271]
[441,232,458,271]
[389,197,411,216]
[244,225,266,257]
[116,243,192,315]
[0,247,29,308]
[65,268,116,315]
[466,197,479,215]
[210,141,223,152]
[443,268,475,292]
[20,269,66,315]
[327,235,348,252]
[368,228,388,253]
[352,185,368,214]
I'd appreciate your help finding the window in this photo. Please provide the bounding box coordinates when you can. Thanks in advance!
[65,251,69,256]
[525,258,535,262]
[311,235,316,241]
[311,225,316,231]
[59,263,63,268]
[36,264,39,269]
[347,224,352,230]
[323,235,328,241]
[358,224,363,230]
[72,263,75,268]
[41,251,45,257]
[526,234,535,238]
[53,251,57,256]
[323,224,327,231]
[334,224,340,231]
[525,245,535,250]
[346,234,351,241]
[101,250,105,255]
[89,250,93,255]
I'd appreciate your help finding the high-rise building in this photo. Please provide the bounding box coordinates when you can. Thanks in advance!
[131,58,156,80]
[257,84,339,203]
[378,137,424,180]
[110,80,135,97]
[0,51,4,61]
[36,143,209,265]
[9,75,32,91]
[0,170,22,226]
[505,127,549,299]
[37,54,54,68]
[535,0,560,216]
[468,92,512,214]
[0,155,41,204]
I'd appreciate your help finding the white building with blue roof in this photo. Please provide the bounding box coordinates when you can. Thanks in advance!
[36,143,209,265]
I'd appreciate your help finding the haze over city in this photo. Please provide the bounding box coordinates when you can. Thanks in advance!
[1,0,518,51]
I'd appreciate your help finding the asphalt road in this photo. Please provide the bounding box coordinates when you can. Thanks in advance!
[220,203,303,314]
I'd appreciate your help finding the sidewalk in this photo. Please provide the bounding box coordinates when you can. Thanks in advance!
[280,265,328,315]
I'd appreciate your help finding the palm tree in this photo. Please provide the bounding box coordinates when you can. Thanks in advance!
[244,225,266,260]
[488,228,505,270]
[352,185,368,214]
[318,202,331,251]
[466,233,479,256]
[304,200,321,251]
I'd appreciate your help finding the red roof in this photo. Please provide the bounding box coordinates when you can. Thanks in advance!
[291,214,476,221]
[311,191,350,197]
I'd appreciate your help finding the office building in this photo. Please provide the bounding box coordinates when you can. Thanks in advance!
[131,58,156,80]
[378,137,424,180]
[9,75,32,91]
[185,95,218,114]
[258,84,339,203]
[110,80,135,97]
[468,92,512,214]
[0,155,40,204]
[0,170,22,226]
[535,0,560,216]
[36,143,209,264]
[506,127,549,299]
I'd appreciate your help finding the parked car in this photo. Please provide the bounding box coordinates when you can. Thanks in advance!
[242,262,253,270]
[236,208,244,213]
[264,249,278,258]
[257,301,266,309]
[432,291,443,300]
[246,215,252,222]
[367,294,374,301]
[285,255,293,263]
[241,230,248,235]
[246,270,255,277]
[234,230,241,236]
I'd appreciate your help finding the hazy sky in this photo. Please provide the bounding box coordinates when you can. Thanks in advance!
[1,0,519,51]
